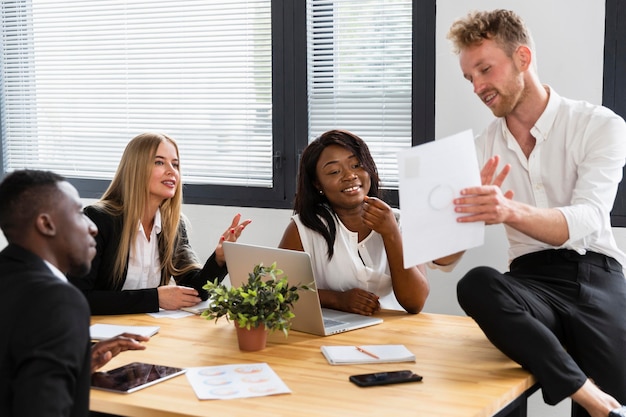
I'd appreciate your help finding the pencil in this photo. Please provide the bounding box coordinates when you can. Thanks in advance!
[355,346,380,359]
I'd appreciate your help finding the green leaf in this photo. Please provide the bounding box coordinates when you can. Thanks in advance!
[201,262,311,335]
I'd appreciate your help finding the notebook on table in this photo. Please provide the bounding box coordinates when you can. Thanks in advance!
[320,344,416,365]
[222,241,383,336]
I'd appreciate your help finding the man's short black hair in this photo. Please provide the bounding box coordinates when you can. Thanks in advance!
[0,170,66,242]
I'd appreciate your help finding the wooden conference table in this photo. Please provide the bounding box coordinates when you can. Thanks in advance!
[90,311,537,417]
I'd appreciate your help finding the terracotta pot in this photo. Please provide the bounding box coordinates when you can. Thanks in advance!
[234,322,268,351]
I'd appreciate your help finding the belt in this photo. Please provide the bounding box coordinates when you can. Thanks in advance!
[510,249,623,273]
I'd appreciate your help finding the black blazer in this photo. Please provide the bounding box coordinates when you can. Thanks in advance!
[69,205,228,315]
[0,244,92,417]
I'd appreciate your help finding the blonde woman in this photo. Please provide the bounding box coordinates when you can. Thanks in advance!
[69,133,251,315]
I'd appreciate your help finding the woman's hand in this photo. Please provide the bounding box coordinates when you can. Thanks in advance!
[157,285,201,310]
[361,196,398,238]
[320,288,380,316]
[214,213,252,266]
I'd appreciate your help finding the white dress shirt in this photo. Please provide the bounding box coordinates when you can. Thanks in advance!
[123,209,162,290]
[45,260,68,283]
[475,86,626,267]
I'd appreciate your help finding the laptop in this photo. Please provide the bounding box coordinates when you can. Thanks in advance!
[222,241,382,336]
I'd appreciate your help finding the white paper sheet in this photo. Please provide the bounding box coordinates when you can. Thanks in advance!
[89,323,160,341]
[398,129,484,268]
[147,309,194,319]
[186,363,291,400]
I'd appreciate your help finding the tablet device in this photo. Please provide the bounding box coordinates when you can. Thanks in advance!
[91,362,186,394]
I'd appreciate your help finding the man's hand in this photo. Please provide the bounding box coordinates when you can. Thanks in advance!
[480,155,512,191]
[454,155,514,225]
[91,333,149,373]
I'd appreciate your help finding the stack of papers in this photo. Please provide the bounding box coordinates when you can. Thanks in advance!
[321,344,416,365]
[89,323,160,341]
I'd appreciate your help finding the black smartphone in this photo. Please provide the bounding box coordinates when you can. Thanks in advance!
[349,370,423,387]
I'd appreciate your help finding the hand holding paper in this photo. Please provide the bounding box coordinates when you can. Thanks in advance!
[454,155,514,225]
[398,130,484,268]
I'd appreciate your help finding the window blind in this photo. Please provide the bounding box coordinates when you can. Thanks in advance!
[0,0,273,187]
[306,0,412,190]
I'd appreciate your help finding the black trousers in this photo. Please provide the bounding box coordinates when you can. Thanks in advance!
[457,249,626,417]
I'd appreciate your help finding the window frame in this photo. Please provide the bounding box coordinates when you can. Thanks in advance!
[605,0,626,226]
[0,0,435,209]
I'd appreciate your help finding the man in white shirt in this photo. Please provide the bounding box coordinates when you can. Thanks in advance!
[444,9,626,417]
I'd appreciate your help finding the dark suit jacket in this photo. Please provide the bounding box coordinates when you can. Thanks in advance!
[69,205,228,315]
[0,244,92,417]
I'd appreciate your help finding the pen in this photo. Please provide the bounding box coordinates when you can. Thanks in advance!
[355,346,380,359]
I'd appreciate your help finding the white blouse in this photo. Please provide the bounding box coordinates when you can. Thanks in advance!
[123,209,162,290]
[292,209,402,309]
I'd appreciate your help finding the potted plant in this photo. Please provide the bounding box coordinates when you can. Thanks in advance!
[201,262,313,351]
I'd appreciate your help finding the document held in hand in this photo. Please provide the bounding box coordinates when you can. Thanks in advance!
[321,345,416,365]
[398,129,484,268]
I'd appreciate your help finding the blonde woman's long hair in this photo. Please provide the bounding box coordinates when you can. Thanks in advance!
[96,132,200,287]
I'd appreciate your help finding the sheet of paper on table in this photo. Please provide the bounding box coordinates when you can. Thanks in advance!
[186,363,291,400]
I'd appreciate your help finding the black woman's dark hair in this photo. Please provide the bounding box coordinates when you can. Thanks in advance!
[293,130,381,260]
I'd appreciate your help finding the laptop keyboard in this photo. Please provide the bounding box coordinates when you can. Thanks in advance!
[323,318,346,327]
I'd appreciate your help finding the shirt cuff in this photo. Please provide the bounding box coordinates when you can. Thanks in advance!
[427,257,460,272]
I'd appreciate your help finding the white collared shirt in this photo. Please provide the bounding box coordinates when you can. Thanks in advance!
[123,209,162,290]
[45,260,68,283]
[475,86,626,267]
